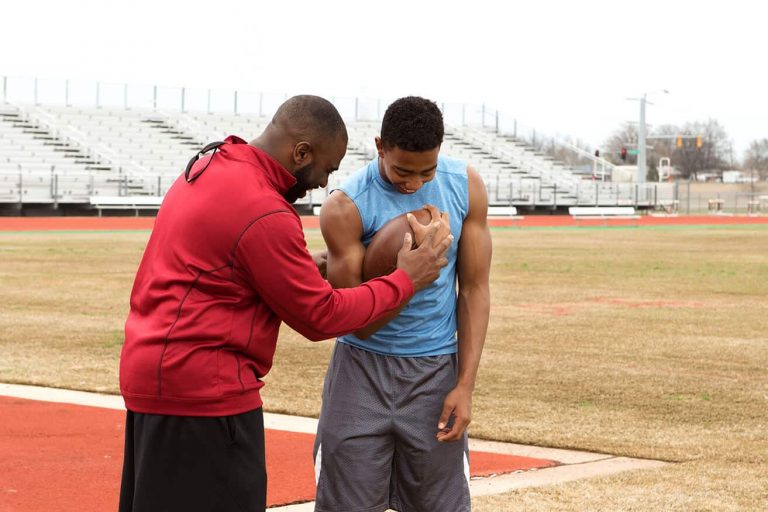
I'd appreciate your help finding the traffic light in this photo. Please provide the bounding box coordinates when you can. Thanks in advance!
[620,148,627,161]
[676,136,683,148]
[594,149,600,158]
[696,135,702,149]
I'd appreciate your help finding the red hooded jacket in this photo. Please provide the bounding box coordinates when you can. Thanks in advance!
[119,136,413,416]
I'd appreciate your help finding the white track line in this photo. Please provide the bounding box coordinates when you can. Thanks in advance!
[0,383,318,433]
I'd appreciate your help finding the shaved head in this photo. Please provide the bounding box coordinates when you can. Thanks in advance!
[271,95,348,145]
[250,95,348,203]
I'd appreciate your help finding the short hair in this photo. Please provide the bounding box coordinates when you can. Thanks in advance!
[272,95,348,143]
[380,96,444,152]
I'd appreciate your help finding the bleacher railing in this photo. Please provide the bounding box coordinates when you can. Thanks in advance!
[1,75,529,136]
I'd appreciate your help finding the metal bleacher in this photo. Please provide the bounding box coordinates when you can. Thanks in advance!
[441,125,676,209]
[0,99,676,214]
[0,103,114,205]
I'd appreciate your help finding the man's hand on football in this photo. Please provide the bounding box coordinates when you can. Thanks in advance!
[407,204,451,249]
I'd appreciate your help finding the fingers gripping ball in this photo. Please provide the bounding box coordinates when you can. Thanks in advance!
[362,208,432,281]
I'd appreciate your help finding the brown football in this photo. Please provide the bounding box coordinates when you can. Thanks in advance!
[362,208,433,281]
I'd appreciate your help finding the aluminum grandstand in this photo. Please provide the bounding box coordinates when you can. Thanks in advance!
[0,78,676,215]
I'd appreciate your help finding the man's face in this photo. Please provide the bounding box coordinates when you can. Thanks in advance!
[284,136,347,203]
[377,139,440,195]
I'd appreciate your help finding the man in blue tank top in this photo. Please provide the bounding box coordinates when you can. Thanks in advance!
[314,97,492,512]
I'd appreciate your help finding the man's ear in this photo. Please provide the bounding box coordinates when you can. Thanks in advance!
[375,136,384,158]
[292,141,313,167]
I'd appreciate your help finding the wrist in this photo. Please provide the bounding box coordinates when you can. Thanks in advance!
[456,378,475,392]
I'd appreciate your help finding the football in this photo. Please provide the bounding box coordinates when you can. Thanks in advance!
[362,208,433,281]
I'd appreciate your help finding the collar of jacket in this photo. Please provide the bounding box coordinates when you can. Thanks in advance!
[224,135,297,196]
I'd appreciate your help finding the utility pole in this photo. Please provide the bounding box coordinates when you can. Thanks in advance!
[638,94,647,184]
[628,90,668,183]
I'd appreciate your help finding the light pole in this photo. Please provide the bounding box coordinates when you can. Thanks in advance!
[628,89,669,183]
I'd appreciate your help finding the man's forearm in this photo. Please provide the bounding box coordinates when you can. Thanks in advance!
[456,284,490,390]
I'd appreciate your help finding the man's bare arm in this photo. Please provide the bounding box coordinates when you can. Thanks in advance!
[437,165,492,442]
[320,191,405,339]
[320,191,366,289]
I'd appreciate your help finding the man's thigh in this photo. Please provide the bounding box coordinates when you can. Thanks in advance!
[390,354,471,512]
[119,408,266,512]
[314,343,396,511]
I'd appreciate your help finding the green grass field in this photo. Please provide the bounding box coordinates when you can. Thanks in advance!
[1,225,766,510]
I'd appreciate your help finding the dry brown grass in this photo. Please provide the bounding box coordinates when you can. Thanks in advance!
[1,225,767,510]
[0,232,143,392]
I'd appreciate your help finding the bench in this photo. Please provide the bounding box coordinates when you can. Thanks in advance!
[487,206,520,217]
[707,198,725,214]
[89,196,163,216]
[568,206,640,219]
[657,200,680,215]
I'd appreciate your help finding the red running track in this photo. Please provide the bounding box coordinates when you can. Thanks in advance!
[0,396,557,510]
[1,215,767,232]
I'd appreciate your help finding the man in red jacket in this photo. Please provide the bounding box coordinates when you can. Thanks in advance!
[118,95,452,512]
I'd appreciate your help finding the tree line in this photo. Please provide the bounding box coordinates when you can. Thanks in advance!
[529,120,768,181]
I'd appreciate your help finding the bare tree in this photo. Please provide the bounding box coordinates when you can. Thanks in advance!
[601,120,733,180]
[534,118,736,180]
[520,135,596,170]
[549,137,595,168]
[744,139,768,181]
[673,119,731,180]
[604,123,638,164]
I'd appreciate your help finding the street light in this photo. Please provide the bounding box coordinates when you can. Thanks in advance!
[627,89,669,183]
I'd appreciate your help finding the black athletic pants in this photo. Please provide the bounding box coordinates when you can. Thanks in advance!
[119,407,266,512]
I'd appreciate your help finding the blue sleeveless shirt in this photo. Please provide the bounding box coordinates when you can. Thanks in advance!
[336,156,469,356]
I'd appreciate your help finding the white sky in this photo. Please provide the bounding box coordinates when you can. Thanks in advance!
[2,0,766,157]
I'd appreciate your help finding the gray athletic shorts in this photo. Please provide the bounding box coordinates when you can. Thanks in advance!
[313,342,470,512]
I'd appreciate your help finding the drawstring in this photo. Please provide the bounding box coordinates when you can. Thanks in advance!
[184,141,226,183]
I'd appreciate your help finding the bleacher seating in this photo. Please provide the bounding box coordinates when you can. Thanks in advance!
[0,100,676,213]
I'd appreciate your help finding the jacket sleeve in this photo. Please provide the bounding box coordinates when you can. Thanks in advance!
[234,210,414,341]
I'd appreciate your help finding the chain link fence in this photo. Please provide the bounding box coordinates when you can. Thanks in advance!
[676,182,768,215]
